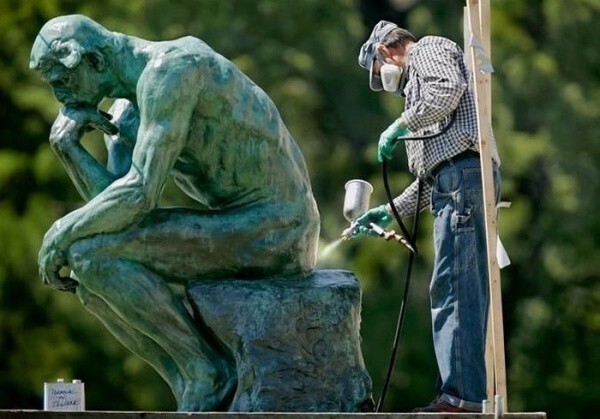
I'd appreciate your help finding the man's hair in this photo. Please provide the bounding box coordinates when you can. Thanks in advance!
[380,28,417,49]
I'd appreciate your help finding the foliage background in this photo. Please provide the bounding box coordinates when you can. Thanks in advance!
[0,0,598,417]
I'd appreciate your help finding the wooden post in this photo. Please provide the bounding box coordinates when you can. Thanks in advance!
[478,1,500,412]
[464,6,495,410]
[465,0,508,411]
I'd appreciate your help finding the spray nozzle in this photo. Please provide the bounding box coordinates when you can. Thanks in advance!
[341,221,362,240]
[342,179,415,253]
[341,179,415,252]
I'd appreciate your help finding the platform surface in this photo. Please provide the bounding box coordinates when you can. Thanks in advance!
[0,410,547,419]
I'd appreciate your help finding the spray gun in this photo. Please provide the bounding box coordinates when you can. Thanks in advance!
[341,180,415,252]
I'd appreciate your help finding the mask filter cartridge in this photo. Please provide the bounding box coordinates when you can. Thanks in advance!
[380,64,403,93]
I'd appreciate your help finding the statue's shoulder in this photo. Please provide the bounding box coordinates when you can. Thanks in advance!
[148,37,218,66]
[139,37,221,84]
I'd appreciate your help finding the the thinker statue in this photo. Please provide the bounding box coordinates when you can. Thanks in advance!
[30,15,320,411]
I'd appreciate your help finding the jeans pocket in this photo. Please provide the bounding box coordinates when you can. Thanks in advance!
[434,166,461,195]
[455,218,477,271]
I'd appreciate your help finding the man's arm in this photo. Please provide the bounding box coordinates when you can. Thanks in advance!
[401,41,467,132]
[385,179,431,218]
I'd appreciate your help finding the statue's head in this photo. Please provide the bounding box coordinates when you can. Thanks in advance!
[30,15,114,107]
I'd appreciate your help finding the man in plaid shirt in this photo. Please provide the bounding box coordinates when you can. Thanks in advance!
[355,21,501,413]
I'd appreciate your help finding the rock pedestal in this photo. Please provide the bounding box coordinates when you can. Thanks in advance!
[187,270,373,412]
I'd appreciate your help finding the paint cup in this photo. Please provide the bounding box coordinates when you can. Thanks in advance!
[343,179,373,222]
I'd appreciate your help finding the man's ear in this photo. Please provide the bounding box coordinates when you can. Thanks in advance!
[86,52,105,72]
[376,44,389,60]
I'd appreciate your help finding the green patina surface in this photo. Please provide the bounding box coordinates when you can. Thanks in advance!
[187,270,373,412]
[30,15,334,412]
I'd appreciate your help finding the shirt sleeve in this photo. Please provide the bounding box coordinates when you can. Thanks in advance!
[385,179,431,218]
[401,42,467,132]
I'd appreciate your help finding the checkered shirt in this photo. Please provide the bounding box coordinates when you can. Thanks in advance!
[389,36,500,217]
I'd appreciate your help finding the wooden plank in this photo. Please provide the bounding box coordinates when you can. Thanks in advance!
[465,0,508,412]
[479,0,493,146]
[463,7,495,409]
[476,1,496,411]
[484,303,495,410]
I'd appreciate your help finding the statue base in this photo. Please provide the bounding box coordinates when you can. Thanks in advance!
[187,269,373,412]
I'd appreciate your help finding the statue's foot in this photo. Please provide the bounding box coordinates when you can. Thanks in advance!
[169,371,186,408]
[178,361,237,412]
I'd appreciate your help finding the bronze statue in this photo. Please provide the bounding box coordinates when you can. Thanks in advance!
[31,14,319,411]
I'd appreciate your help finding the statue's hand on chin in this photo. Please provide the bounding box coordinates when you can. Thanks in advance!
[49,105,118,150]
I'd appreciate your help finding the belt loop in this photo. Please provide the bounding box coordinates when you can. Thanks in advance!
[447,157,456,169]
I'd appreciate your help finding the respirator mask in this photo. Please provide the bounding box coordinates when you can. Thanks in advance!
[380,63,405,93]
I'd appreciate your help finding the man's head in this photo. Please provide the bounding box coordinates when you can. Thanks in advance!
[358,20,417,91]
[30,15,115,106]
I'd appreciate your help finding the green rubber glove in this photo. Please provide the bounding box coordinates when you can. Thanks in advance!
[378,119,409,162]
[353,205,393,238]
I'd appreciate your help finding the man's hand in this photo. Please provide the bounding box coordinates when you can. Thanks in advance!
[50,106,118,151]
[38,223,77,293]
[378,118,409,162]
[353,205,393,237]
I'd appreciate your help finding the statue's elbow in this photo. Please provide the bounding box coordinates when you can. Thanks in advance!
[113,171,158,213]
[132,189,157,213]
[116,183,156,215]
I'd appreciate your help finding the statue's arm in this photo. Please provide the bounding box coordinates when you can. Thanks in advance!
[103,99,138,178]
[105,136,133,177]
[49,107,121,201]
[45,65,196,252]
[49,100,138,201]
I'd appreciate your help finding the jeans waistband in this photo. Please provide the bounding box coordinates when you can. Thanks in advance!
[430,149,480,178]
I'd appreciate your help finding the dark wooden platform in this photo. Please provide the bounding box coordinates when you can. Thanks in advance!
[0,410,548,419]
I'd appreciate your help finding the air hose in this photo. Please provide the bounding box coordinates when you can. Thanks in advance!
[376,169,421,412]
[375,110,458,412]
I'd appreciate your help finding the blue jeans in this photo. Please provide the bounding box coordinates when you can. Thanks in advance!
[429,155,500,411]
